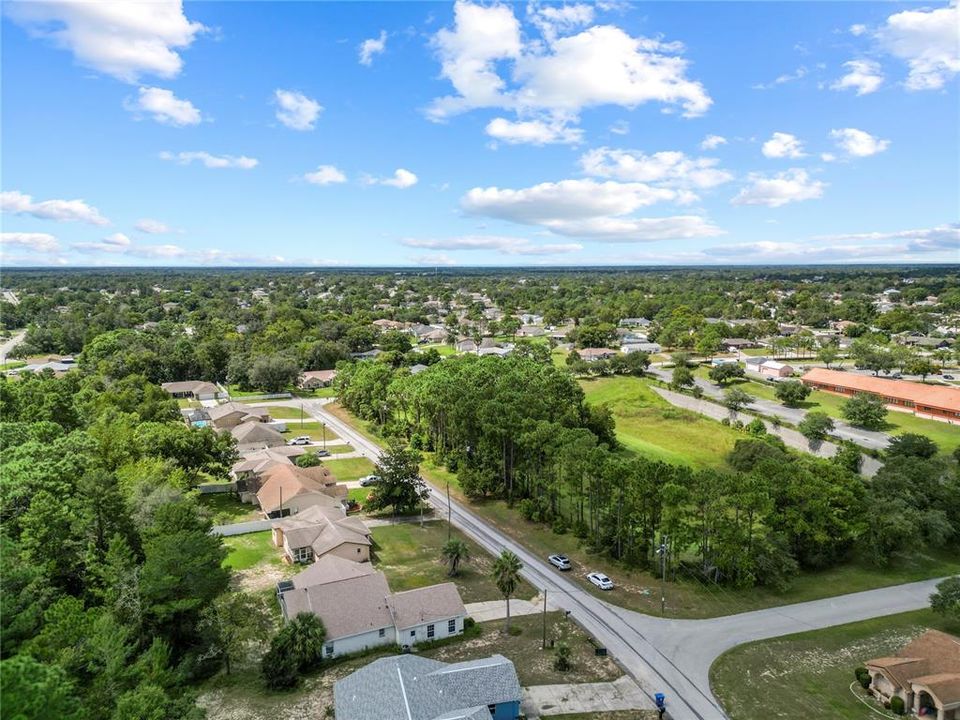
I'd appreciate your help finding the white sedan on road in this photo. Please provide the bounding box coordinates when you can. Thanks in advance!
[587,572,614,591]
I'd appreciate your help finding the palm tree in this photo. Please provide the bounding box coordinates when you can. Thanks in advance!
[441,539,470,577]
[287,612,327,671]
[492,550,523,634]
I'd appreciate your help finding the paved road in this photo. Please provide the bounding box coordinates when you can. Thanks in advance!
[648,364,891,452]
[304,398,938,720]
[0,329,26,364]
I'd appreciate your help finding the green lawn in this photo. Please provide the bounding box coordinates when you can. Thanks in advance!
[322,456,376,482]
[371,521,536,604]
[291,386,336,399]
[580,375,743,469]
[199,493,261,525]
[223,531,280,571]
[419,342,457,357]
[279,420,341,443]
[711,609,960,720]
[348,487,372,505]
[326,402,383,445]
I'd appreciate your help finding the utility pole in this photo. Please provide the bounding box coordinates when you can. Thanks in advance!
[541,588,548,649]
[322,422,326,450]
[446,480,452,541]
[659,534,668,616]
[300,403,304,430]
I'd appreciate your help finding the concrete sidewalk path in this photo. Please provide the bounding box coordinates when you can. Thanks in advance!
[522,676,654,718]
[465,595,559,623]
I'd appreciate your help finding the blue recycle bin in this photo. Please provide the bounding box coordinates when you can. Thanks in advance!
[655,693,666,708]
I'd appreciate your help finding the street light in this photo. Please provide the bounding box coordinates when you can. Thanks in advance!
[656,535,668,616]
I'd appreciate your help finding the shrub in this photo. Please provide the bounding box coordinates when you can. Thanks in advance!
[720,417,731,426]
[517,499,536,521]
[463,617,476,630]
[553,641,572,671]
[261,643,298,690]
[890,696,905,715]
[551,517,568,535]
[854,666,871,689]
[746,418,766,437]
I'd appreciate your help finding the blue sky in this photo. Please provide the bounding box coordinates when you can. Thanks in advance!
[1,0,958,267]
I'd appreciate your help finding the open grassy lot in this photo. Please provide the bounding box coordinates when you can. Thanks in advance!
[279,421,341,444]
[423,611,622,686]
[223,531,279,571]
[419,342,457,356]
[371,521,536,605]
[326,401,382,445]
[580,375,743,469]
[711,609,960,720]
[322,456,376,482]
[199,493,261,525]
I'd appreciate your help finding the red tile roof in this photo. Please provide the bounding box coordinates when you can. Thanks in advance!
[801,368,960,412]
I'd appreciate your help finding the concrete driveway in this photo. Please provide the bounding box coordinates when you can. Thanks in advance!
[523,676,654,717]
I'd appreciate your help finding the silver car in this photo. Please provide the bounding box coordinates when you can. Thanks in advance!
[548,554,572,571]
[587,572,614,590]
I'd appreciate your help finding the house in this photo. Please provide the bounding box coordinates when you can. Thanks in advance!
[711,357,740,367]
[206,402,271,430]
[801,368,960,423]
[335,654,522,720]
[723,338,757,351]
[619,317,651,328]
[478,345,513,357]
[271,505,371,563]
[231,446,307,492]
[256,463,347,517]
[277,556,468,658]
[7,357,78,376]
[300,369,337,389]
[865,629,960,719]
[621,342,661,354]
[579,347,617,362]
[745,357,794,378]
[372,318,407,331]
[231,421,286,451]
[517,325,545,338]
[161,380,224,401]
[900,336,953,350]
[456,339,479,353]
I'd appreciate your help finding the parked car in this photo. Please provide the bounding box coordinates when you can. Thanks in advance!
[944,374,955,380]
[587,572,614,590]
[287,436,312,446]
[548,554,571,571]
[314,449,331,457]
[359,475,381,487]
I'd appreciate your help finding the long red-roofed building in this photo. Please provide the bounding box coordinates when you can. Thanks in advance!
[801,367,960,424]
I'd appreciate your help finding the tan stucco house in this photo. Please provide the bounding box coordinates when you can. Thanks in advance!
[865,630,960,719]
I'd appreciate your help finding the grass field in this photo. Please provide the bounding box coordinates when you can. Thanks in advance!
[279,420,341,443]
[579,375,743,469]
[711,609,960,720]
[223,531,279,571]
[323,456,376,482]
[419,342,457,357]
[199,493,261,525]
[325,402,382,445]
[371,521,536,604]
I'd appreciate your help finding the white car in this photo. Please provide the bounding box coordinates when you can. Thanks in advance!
[587,572,614,591]
[287,436,312,446]
[548,554,572,571]
[359,475,381,487]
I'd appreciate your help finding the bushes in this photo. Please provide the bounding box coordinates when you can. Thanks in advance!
[854,666,871,689]
[261,613,327,690]
[890,695,905,715]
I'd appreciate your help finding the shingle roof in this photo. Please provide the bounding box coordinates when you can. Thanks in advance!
[273,505,370,554]
[388,583,467,631]
[281,571,393,639]
[334,654,520,720]
[802,368,960,412]
[302,369,337,382]
[290,554,377,589]
[161,380,219,395]
[207,401,268,423]
[231,421,285,445]
[867,630,960,704]
[256,464,344,514]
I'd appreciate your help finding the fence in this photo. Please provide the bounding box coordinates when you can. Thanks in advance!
[212,519,273,536]
[197,482,237,495]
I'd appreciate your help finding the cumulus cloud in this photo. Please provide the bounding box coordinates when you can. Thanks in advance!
[274,89,323,131]
[731,169,825,207]
[877,2,959,90]
[358,30,387,66]
[4,0,205,82]
[303,165,348,185]
[125,86,202,126]
[400,235,582,255]
[815,222,959,252]
[72,232,133,253]
[427,0,711,136]
[1,231,61,253]
[485,117,583,145]
[850,24,868,37]
[365,168,418,189]
[830,59,884,95]
[829,128,890,157]
[159,151,258,169]
[580,148,733,189]
[461,178,723,241]
[135,218,173,234]
[700,134,727,150]
[761,132,806,159]
[0,190,109,225]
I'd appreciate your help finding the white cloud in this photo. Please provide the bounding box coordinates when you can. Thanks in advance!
[359,30,387,66]
[580,148,733,189]
[73,232,190,258]
[274,89,323,131]
[830,59,884,95]
[135,218,173,234]
[752,66,807,90]
[159,151,258,169]
[732,169,825,207]
[303,165,348,185]
[0,190,109,225]
[761,132,806,159]
[400,235,582,255]
[850,24,868,37]
[461,178,723,241]
[609,120,630,135]
[4,0,205,82]
[829,128,890,157]
[815,223,959,252]
[485,117,583,145]
[1,231,61,253]
[877,2,959,90]
[411,252,459,266]
[821,152,837,162]
[365,168,418,189]
[125,86,202,126]
[427,0,711,131]
[700,134,727,150]
[72,232,132,253]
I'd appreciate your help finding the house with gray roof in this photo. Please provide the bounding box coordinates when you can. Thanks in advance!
[334,654,521,720]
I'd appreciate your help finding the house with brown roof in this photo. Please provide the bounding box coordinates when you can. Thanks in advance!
[802,368,960,423]
[231,421,287,451]
[579,347,617,362]
[255,463,347,517]
[161,380,225,401]
[271,505,371,564]
[207,402,271,430]
[276,555,467,659]
[299,369,337,389]
[865,630,960,719]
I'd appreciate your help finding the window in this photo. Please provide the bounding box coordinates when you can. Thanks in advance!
[427,624,435,638]
[293,547,312,563]
[324,643,334,656]
[487,705,496,715]
[410,630,416,637]
[378,628,385,638]
[448,619,456,633]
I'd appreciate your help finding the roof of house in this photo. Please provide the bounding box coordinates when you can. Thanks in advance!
[231,421,285,445]
[302,369,337,382]
[388,582,467,630]
[256,464,344,514]
[290,553,378,589]
[273,505,370,554]
[866,630,960,704]
[334,654,521,720]
[207,401,268,424]
[161,380,219,395]
[232,446,304,474]
[282,571,393,639]
[802,368,960,412]
[579,347,616,358]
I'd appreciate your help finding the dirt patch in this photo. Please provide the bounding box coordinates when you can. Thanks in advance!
[234,563,290,593]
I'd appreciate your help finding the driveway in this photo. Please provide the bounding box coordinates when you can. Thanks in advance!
[307,398,938,720]
[523,676,654,717]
